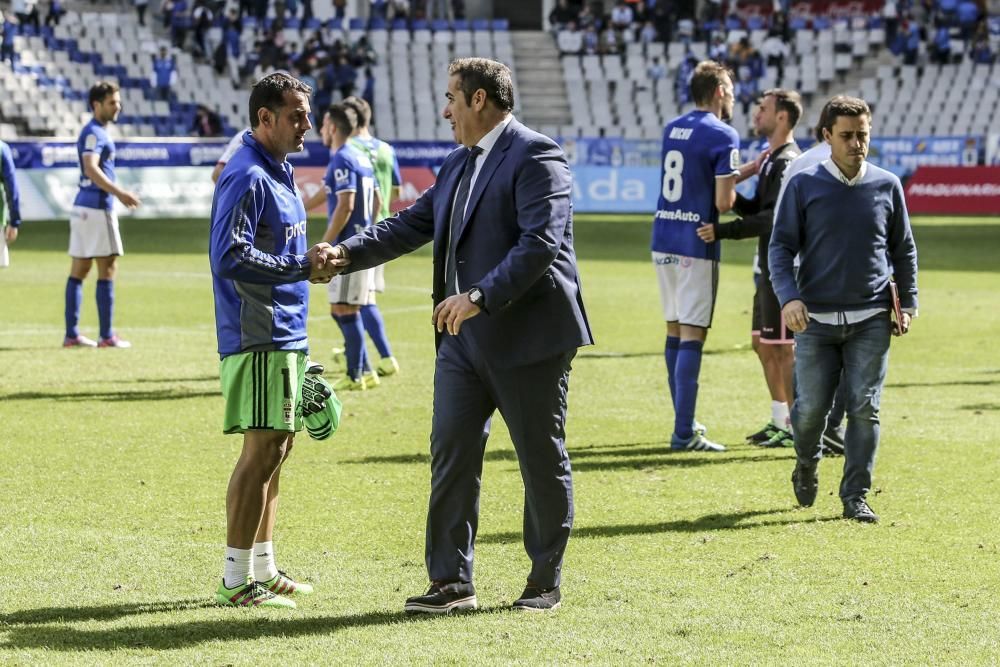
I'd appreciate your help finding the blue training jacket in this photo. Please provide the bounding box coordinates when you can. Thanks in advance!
[210,131,312,359]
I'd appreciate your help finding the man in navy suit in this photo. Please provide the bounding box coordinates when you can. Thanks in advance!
[328,57,593,613]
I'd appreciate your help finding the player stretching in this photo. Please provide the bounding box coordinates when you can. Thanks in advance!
[319,103,381,391]
[343,95,401,377]
[210,73,338,608]
[652,60,741,452]
[64,82,141,348]
[696,89,802,448]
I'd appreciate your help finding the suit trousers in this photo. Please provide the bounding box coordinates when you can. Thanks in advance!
[426,331,575,589]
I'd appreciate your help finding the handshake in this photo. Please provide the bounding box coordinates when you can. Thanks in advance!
[305,243,351,284]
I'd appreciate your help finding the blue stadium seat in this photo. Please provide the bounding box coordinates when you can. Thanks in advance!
[491,19,509,31]
[391,18,408,30]
[452,19,468,30]
[471,19,489,31]
[328,18,343,30]
[349,17,366,30]
[789,16,808,30]
[747,15,766,30]
[412,18,428,30]
[370,17,387,30]
[431,19,450,32]
[305,18,321,30]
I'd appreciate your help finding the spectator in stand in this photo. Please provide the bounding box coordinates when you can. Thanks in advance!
[135,0,149,27]
[170,0,189,50]
[362,66,375,117]
[557,21,584,55]
[647,55,666,80]
[610,2,634,32]
[1,13,16,65]
[931,20,952,64]
[451,0,465,20]
[600,26,621,54]
[675,51,697,105]
[762,27,789,80]
[652,1,674,43]
[191,0,212,59]
[577,3,597,30]
[152,46,177,101]
[638,20,657,46]
[333,54,357,99]
[938,0,959,22]
[549,0,579,32]
[736,66,758,115]
[956,0,981,39]
[903,20,920,65]
[583,24,599,54]
[389,0,408,19]
[709,33,727,61]
[223,9,243,86]
[351,35,377,67]
[370,0,388,20]
[12,0,40,32]
[191,104,224,136]
[44,0,64,27]
[970,36,995,63]
[882,0,899,46]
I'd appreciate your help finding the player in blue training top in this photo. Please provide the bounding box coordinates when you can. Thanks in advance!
[209,73,340,609]
[64,81,142,349]
[652,60,745,453]
[343,95,401,379]
[319,102,381,391]
[0,138,23,269]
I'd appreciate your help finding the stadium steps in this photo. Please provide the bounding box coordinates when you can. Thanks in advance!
[510,31,572,128]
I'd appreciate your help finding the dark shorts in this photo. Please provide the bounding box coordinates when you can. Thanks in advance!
[757,275,793,345]
[751,278,762,335]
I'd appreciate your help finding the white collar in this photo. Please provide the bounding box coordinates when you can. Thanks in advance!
[823,158,868,186]
[474,114,514,157]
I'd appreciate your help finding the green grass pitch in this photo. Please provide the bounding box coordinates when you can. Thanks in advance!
[1,214,998,664]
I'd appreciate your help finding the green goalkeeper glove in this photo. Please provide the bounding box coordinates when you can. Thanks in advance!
[301,374,342,440]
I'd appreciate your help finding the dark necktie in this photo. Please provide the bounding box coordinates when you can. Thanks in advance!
[445,145,483,297]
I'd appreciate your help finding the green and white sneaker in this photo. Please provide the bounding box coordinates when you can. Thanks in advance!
[215,577,296,608]
[259,570,314,596]
[746,422,780,445]
[331,346,347,371]
[377,356,400,376]
[760,427,794,448]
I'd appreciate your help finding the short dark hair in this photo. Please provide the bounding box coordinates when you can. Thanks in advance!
[762,88,802,129]
[326,102,357,137]
[690,60,733,107]
[342,95,371,128]
[448,58,514,112]
[88,81,119,109]
[821,95,871,134]
[248,72,313,129]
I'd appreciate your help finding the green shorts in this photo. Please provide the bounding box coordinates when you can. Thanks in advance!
[219,350,307,434]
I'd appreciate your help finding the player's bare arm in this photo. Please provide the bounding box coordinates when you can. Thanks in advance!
[714,173,737,213]
[82,153,141,209]
[300,186,327,212]
[321,191,354,245]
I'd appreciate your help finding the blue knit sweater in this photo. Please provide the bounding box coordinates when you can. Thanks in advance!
[769,162,918,313]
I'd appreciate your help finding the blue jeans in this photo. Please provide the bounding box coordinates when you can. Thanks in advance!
[792,313,892,502]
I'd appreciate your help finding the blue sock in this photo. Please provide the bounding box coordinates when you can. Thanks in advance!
[96,279,114,340]
[673,340,704,440]
[65,277,83,338]
[335,313,365,380]
[665,335,680,408]
[360,304,392,358]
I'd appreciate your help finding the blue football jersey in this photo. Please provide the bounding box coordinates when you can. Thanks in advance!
[651,110,740,260]
[324,144,379,244]
[74,118,116,210]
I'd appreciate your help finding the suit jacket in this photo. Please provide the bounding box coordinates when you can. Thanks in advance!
[340,118,594,368]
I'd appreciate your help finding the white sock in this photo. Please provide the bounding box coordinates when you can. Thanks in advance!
[253,541,279,582]
[771,401,791,432]
[223,546,252,589]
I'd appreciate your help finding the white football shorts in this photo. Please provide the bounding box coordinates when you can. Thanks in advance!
[653,251,719,328]
[69,205,124,258]
[327,268,375,305]
[372,263,386,293]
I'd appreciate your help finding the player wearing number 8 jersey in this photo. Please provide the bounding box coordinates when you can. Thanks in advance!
[652,60,741,453]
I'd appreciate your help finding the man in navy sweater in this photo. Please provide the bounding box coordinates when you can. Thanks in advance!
[769,96,918,523]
